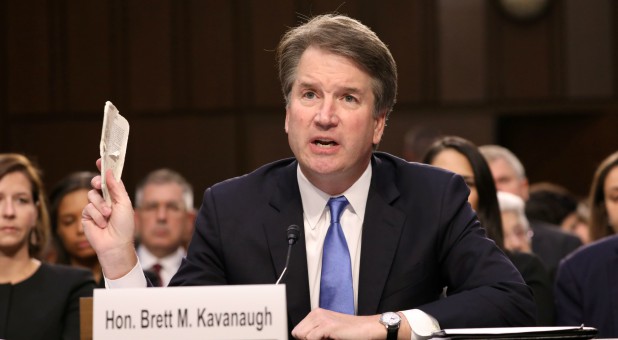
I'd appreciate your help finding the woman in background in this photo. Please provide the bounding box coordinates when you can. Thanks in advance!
[554,150,618,336]
[49,171,104,287]
[423,136,554,325]
[587,150,618,242]
[0,153,94,339]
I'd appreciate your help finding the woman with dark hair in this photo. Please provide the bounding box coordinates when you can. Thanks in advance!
[0,153,94,339]
[423,137,503,248]
[49,171,104,287]
[423,136,554,325]
[587,150,618,242]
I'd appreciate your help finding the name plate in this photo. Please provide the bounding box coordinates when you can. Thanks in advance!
[93,284,287,339]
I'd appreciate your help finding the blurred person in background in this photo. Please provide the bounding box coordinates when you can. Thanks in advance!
[49,171,104,287]
[498,191,533,254]
[424,136,554,325]
[402,125,442,163]
[0,154,94,340]
[134,168,195,287]
[554,151,618,336]
[587,151,618,242]
[526,182,590,245]
[50,171,164,287]
[479,145,582,280]
[555,234,618,337]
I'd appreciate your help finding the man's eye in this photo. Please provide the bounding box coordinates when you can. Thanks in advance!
[343,95,357,103]
[167,203,182,212]
[143,204,158,211]
[303,92,316,99]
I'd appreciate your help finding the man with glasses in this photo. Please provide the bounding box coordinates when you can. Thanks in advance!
[480,145,582,280]
[134,169,195,286]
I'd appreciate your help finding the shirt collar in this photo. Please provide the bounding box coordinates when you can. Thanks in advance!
[137,245,185,270]
[297,162,372,230]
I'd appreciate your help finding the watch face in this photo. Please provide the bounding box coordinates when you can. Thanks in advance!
[380,312,401,326]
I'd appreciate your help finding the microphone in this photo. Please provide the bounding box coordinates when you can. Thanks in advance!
[276,224,300,284]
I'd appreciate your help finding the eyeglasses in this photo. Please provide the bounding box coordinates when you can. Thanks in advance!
[139,201,186,214]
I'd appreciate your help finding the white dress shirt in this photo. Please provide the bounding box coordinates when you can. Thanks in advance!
[137,245,185,287]
[297,161,368,313]
[297,164,439,339]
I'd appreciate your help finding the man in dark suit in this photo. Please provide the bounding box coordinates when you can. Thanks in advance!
[479,145,582,280]
[555,235,618,337]
[83,14,535,339]
[528,220,582,280]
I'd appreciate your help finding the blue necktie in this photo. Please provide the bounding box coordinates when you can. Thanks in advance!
[319,196,354,314]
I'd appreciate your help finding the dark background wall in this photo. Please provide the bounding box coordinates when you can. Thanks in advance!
[1,0,617,202]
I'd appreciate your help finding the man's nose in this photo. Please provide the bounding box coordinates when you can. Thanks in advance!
[156,205,168,220]
[315,97,338,126]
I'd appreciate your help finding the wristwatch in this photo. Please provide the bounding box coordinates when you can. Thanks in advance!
[379,311,401,340]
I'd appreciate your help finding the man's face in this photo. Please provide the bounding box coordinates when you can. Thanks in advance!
[135,182,192,257]
[488,158,529,200]
[285,46,386,194]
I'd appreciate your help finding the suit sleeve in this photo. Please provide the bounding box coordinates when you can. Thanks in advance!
[554,259,583,326]
[418,174,537,328]
[170,186,228,286]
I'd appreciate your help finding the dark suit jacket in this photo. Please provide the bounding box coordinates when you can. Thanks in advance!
[508,251,554,326]
[170,152,535,330]
[555,235,618,337]
[0,263,95,340]
[529,220,582,281]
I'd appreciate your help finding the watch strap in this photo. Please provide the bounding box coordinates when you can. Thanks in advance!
[386,325,398,340]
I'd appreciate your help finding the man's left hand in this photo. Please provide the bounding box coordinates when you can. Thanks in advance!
[292,308,410,340]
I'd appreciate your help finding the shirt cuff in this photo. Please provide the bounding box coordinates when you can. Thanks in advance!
[400,309,441,340]
[104,259,147,288]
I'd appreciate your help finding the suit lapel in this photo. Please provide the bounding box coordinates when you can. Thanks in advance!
[262,162,311,327]
[261,156,407,321]
[358,156,406,315]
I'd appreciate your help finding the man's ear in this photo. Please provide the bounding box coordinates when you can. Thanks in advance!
[372,110,387,145]
[183,209,197,249]
[186,209,197,227]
